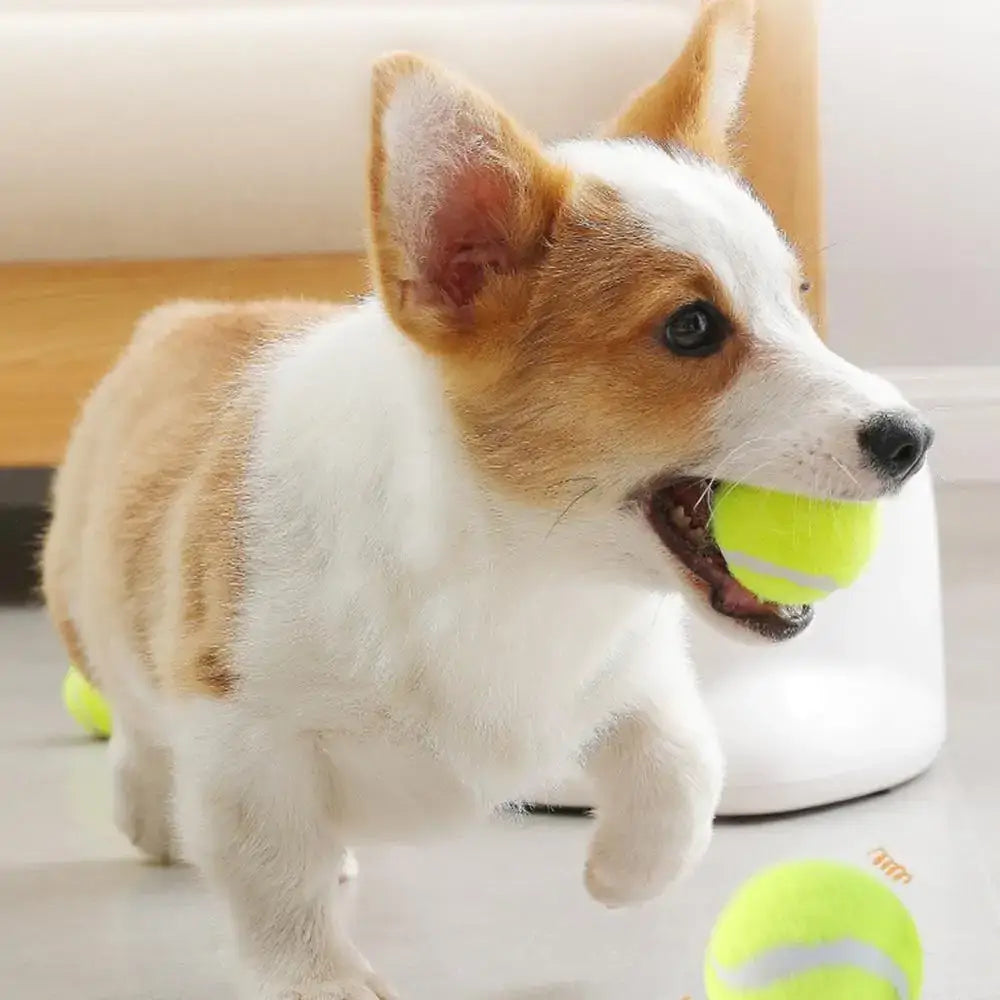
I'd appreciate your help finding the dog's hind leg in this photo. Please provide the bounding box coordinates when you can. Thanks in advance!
[174,711,396,1000]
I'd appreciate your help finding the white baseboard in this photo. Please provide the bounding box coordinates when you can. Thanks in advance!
[877,366,1000,483]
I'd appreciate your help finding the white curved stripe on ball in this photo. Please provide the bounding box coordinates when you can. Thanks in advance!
[720,549,839,594]
[709,938,911,998]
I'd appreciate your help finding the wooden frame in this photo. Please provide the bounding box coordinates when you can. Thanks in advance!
[0,0,822,468]
[739,0,826,327]
[0,255,369,467]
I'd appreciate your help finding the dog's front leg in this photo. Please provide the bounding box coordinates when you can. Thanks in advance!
[581,673,724,908]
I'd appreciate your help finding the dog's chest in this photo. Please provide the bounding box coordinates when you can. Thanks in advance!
[309,649,615,839]
[240,569,655,837]
[237,319,677,834]
[313,722,546,838]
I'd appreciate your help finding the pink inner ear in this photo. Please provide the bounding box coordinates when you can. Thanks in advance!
[423,166,517,309]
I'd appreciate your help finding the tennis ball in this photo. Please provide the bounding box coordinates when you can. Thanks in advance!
[705,860,922,1000]
[62,664,112,739]
[711,485,880,604]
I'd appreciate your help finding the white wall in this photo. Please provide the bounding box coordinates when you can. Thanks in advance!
[821,0,1000,367]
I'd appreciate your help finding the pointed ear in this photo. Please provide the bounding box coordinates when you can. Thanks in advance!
[367,54,568,349]
[602,0,756,160]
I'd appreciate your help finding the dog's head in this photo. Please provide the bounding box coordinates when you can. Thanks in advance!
[366,0,932,641]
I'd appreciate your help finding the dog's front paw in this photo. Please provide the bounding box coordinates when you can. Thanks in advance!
[584,813,713,908]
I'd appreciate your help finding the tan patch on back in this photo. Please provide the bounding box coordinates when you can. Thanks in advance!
[42,299,339,697]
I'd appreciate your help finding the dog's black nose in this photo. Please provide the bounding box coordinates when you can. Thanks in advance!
[858,412,933,485]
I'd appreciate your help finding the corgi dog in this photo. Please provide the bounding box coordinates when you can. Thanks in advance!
[42,1,931,997]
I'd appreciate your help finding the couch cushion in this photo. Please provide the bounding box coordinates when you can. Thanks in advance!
[0,3,695,261]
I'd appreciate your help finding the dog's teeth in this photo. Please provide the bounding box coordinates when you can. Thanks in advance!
[671,508,691,530]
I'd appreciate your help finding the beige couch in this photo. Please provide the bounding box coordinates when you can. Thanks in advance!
[0,0,822,466]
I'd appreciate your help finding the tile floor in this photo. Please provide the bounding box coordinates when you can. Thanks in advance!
[1,485,998,1000]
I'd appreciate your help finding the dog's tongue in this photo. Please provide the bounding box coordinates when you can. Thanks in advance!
[712,573,811,627]
[714,574,776,616]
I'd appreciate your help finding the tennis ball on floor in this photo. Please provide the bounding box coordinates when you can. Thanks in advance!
[705,860,922,1000]
[62,664,112,739]
[711,485,880,604]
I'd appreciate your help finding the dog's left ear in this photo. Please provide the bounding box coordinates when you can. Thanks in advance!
[368,54,568,351]
[603,0,756,161]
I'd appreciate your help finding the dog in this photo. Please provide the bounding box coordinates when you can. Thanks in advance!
[42,2,932,997]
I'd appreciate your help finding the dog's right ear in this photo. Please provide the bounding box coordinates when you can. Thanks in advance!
[367,54,568,352]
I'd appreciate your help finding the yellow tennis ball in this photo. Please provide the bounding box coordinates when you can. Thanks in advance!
[62,664,112,739]
[705,860,922,1000]
[711,485,881,605]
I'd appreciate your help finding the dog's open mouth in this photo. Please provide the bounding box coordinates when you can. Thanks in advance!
[640,478,813,641]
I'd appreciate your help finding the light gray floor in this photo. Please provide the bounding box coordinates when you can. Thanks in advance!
[1,484,998,1000]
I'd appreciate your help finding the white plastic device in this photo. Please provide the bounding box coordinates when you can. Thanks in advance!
[701,465,946,815]
[536,467,946,817]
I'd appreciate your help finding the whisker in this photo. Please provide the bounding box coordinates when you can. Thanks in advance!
[829,455,860,487]
[647,593,669,637]
[545,480,601,540]
[693,436,778,507]
[720,457,780,494]
[701,435,792,504]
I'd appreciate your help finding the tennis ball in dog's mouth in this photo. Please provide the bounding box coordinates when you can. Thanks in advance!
[710,484,880,605]
[704,860,922,1000]
[62,664,112,739]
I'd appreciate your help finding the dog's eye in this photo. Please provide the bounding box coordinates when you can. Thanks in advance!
[800,279,812,294]
[660,301,728,358]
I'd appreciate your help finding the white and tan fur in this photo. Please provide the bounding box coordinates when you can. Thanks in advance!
[43,3,925,997]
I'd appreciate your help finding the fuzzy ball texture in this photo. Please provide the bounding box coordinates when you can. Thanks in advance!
[62,664,112,739]
[711,485,881,605]
[704,860,922,1000]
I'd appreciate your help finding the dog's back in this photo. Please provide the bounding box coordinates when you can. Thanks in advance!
[42,299,336,706]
